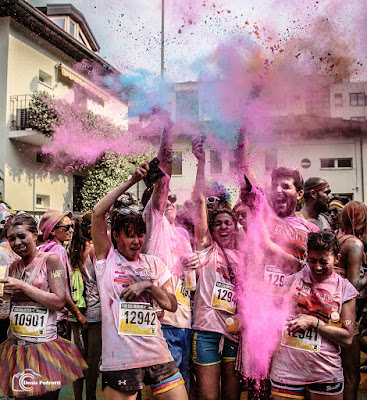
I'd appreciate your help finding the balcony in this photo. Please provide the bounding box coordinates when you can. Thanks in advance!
[9,94,51,147]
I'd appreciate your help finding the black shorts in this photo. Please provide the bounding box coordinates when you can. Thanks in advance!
[102,361,184,395]
[271,379,344,399]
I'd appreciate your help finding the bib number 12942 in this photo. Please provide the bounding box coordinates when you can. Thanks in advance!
[118,302,157,336]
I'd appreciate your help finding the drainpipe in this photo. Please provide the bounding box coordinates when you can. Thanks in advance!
[360,135,365,202]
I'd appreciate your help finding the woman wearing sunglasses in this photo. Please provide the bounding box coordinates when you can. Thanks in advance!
[270,230,358,400]
[68,212,101,400]
[39,210,87,339]
[334,201,367,400]
[191,137,243,400]
[92,162,188,400]
[0,213,86,399]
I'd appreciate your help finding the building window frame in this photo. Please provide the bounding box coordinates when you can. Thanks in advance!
[172,151,183,176]
[350,93,365,106]
[210,149,222,175]
[334,93,343,107]
[320,157,353,169]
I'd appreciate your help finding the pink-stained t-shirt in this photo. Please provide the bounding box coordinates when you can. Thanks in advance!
[266,207,319,261]
[143,199,192,329]
[39,241,72,322]
[95,245,174,371]
[193,241,241,342]
[270,265,358,385]
[8,252,58,343]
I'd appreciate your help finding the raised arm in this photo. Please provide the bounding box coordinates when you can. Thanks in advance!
[151,110,173,213]
[92,163,149,260]
[192,136,211,251]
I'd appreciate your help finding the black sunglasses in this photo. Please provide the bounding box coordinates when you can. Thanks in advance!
[308,231,336,243]
[55,224,73,232]
[167,194,177,204]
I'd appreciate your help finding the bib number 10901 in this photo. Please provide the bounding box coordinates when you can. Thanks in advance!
[10,306,48,337]
[118,302,157,336]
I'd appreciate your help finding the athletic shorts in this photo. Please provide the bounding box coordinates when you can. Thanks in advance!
[271,379,344,399]
[102,362,184,395]
[191,330,238,366]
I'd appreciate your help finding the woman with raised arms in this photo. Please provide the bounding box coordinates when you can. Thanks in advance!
[91,162,188,400]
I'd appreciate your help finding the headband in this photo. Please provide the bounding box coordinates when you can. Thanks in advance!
[304,181,329,194]
[329,200,345,209]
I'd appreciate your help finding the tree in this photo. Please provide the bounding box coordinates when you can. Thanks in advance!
[81,152,151,211]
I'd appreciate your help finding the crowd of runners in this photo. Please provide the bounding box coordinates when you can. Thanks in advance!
[0,121,366,400]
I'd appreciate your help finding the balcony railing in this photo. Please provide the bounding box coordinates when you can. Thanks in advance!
[10,95,32,130]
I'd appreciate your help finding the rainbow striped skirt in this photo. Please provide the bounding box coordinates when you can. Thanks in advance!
[0,337,87,397]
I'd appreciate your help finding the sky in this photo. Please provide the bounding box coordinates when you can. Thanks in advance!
[29,0,367,83]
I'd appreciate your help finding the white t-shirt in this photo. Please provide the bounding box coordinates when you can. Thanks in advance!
[193,241,240,342]
[143,199,192,329]
[95,245,174,371]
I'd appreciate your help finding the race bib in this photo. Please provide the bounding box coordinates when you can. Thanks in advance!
[281,327,321,352]
[10,306,48,337]
[175,280,190,308]
[211,282,236,314]
[118,302,157,336]
[264,265,285,287]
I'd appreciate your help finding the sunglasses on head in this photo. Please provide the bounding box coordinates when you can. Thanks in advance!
[55,224,73,232]
[206,196,220,204]
[308,231,336,243]
[116,207,143,216]
[167,194,177,204]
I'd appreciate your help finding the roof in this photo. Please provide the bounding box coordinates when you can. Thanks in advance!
[38,3,100,52]
[270,114,367,139]
[0,0,118,75]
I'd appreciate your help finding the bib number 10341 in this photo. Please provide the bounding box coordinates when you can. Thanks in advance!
[118,302,157,336]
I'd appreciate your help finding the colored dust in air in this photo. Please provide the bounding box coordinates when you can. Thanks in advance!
[39,0,366,380]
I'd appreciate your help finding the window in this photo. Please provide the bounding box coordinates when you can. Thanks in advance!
[320,158,353,169]
[210,150,222,174]
[39,70,52,87]
[265,149,277,171]
[176,90,199,121]
[337,158,352,168]
[50,17,65,30]
[36,152,51,165]
[69,20,75,36]
[73,175,85,212]
[35,195,50,209]
[350,93,365,106]
[172,151,183,175]
[334,93,342,107]
[78,32,87,45]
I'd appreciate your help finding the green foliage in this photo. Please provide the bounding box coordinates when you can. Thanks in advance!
[81,152,151,211]
[28,91,58,136]
[28,91,125,140]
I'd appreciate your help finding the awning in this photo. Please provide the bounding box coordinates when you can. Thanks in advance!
[59,65,110,103]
